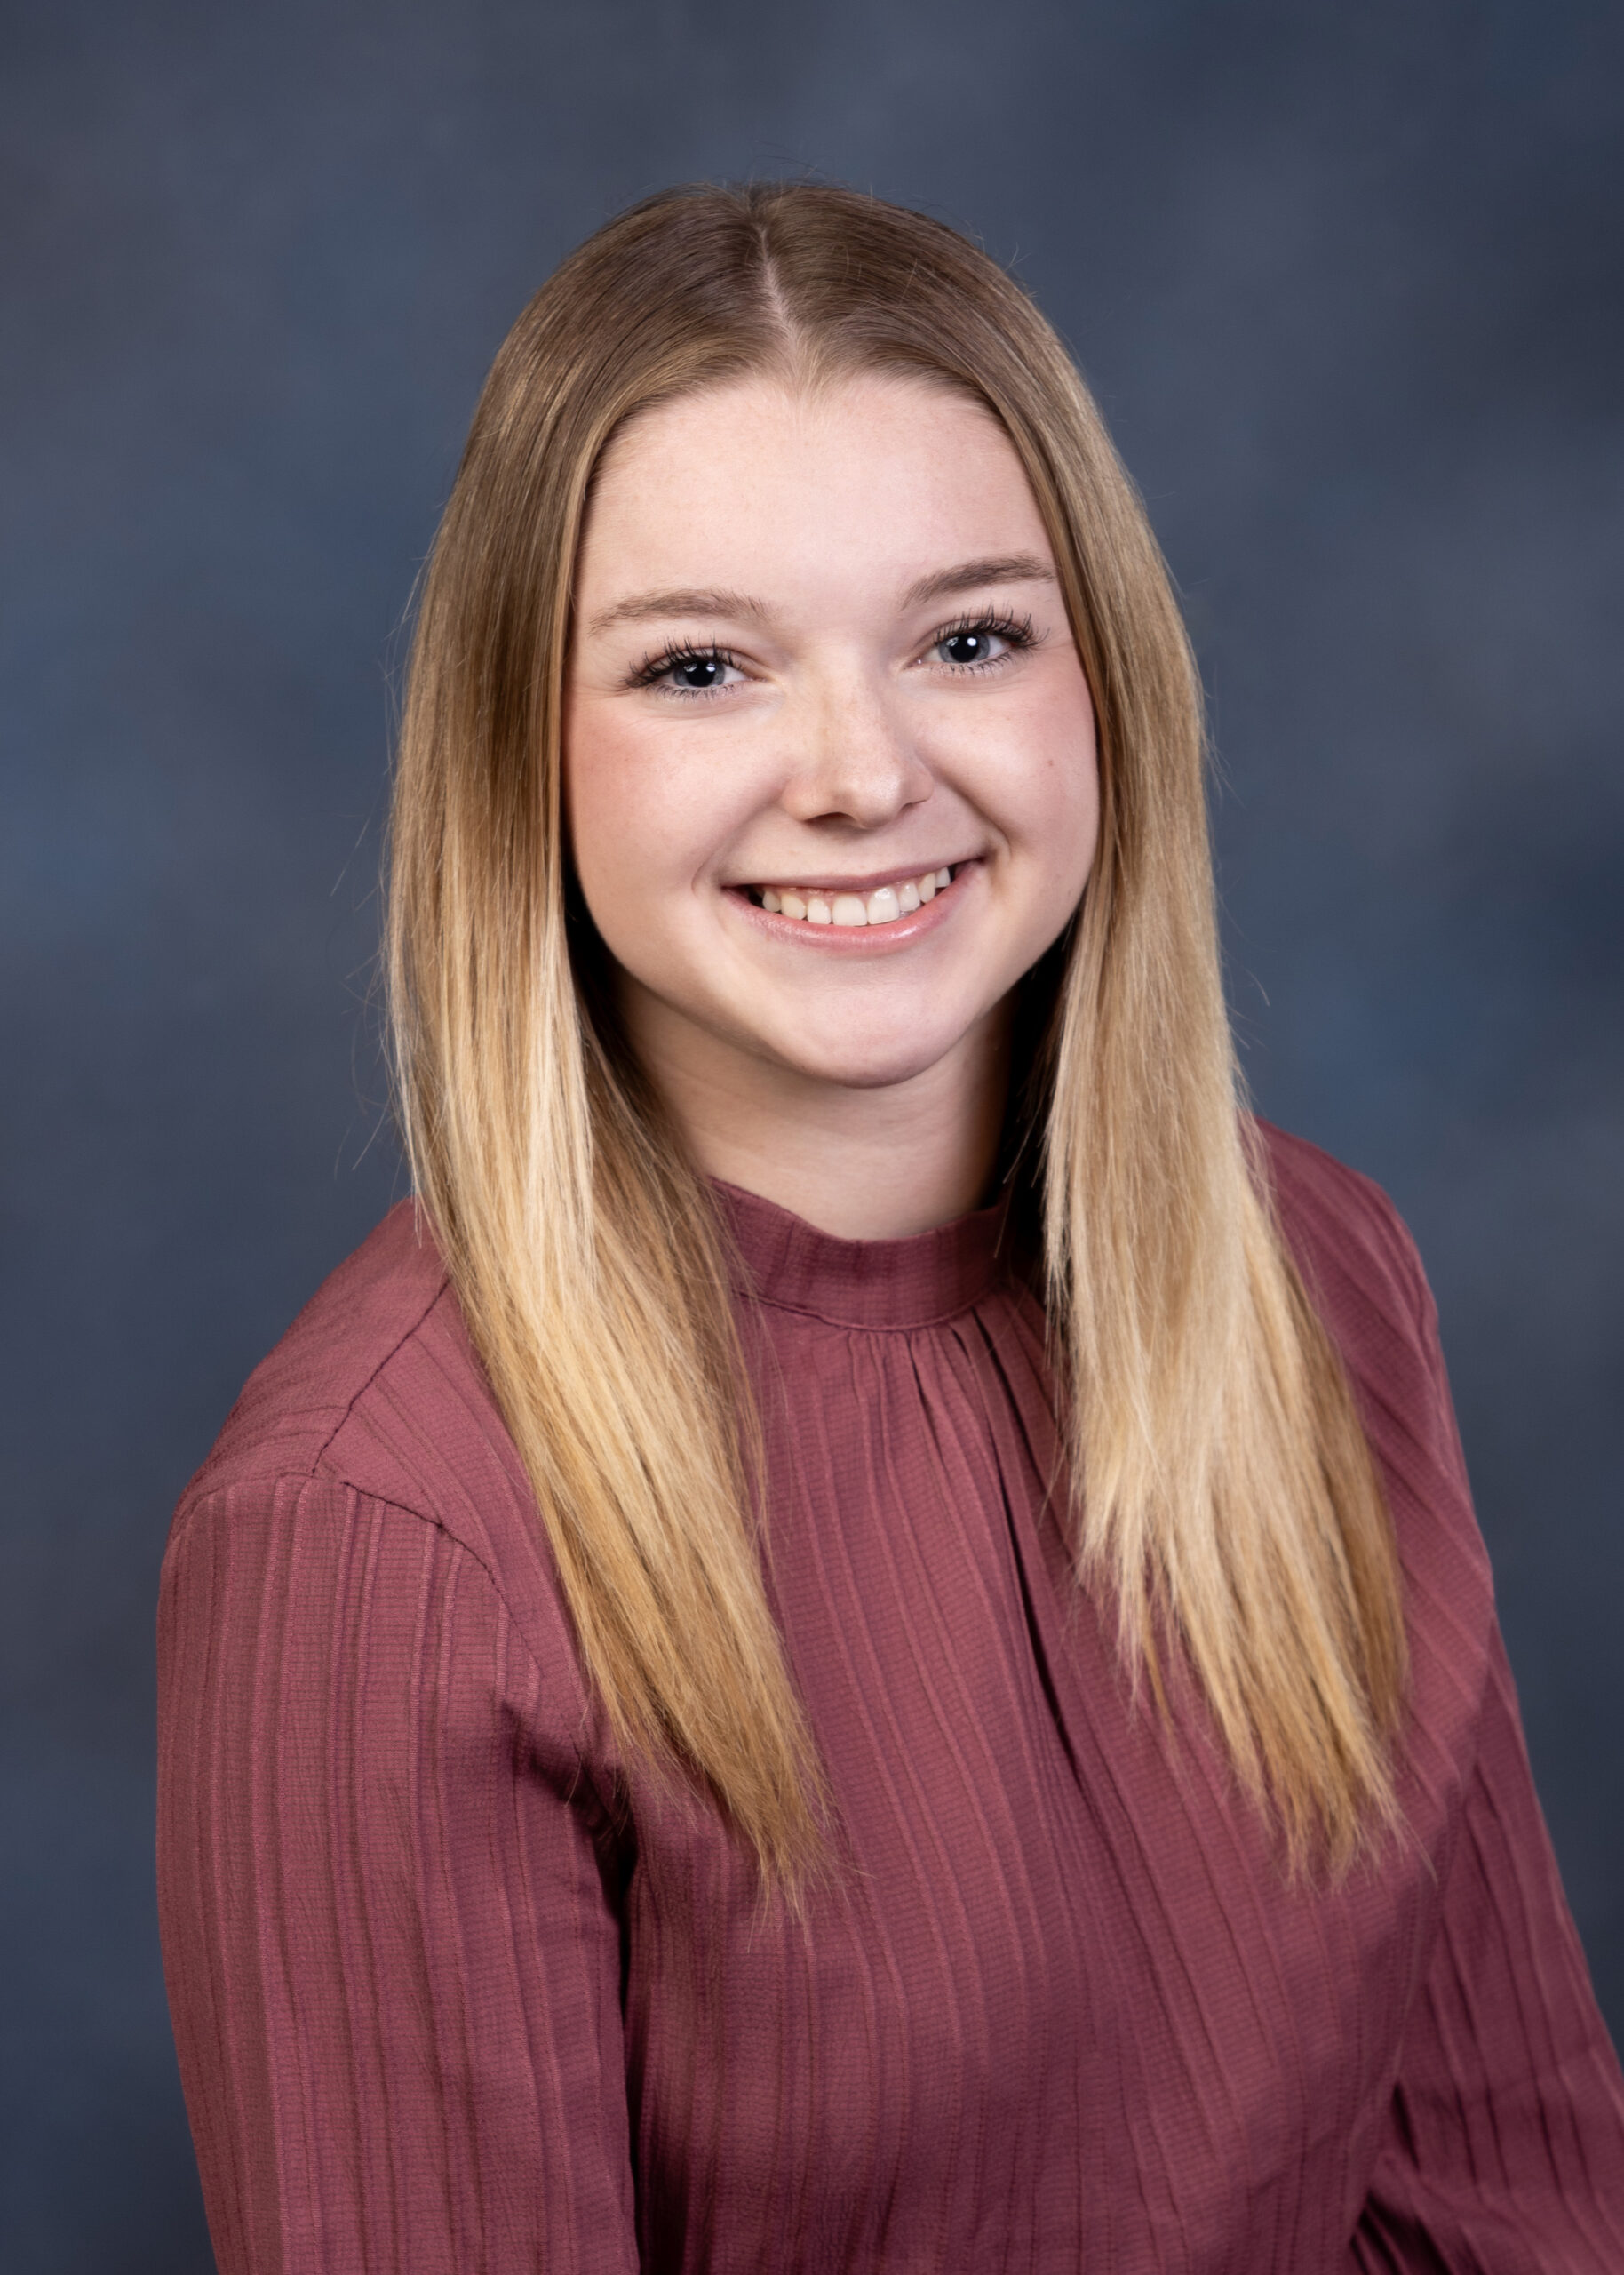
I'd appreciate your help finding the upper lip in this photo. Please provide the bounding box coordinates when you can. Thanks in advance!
[726,858,974,894]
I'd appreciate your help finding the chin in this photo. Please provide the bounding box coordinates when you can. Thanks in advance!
[766,1021,973,1093]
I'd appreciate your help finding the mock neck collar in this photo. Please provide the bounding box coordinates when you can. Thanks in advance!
[712,1178,1011,1331]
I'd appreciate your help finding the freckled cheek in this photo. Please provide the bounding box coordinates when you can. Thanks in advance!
[1048,734,1102,866]
[958,713,1099,882]
[564,713,770,918]
[561,711,668,921]
[1028,689,1101,860]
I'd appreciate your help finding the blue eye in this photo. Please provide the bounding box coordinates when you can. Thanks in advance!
[930,612,1033,671]
[939,627,1003,667]
[633,644,744,695]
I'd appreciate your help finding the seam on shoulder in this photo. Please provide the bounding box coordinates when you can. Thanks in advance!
[169,1468,584,1759]
[302,1268,454,1475]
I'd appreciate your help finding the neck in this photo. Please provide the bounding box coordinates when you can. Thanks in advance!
[619,996,1012,1241]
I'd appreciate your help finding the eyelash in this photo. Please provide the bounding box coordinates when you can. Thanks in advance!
[628,610,1039,696]
[932,610,1038,669]
[628,642,744,695]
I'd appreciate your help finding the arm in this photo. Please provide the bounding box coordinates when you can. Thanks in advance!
[1336,1195,1624,2271]
[1354,1619,1624,2271]
[157,1473,639,2275]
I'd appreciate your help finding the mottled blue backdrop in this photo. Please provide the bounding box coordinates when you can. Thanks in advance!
[4,2,1620,2265]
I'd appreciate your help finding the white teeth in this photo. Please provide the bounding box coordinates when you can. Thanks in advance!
[753,865,956,926]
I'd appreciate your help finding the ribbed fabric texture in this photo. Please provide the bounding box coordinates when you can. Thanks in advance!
[156,1124,1624,2271]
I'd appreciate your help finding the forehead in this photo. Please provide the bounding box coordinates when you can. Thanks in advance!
[576,372,1053,606]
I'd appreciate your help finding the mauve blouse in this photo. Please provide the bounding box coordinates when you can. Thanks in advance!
[156,1123,1624,2271]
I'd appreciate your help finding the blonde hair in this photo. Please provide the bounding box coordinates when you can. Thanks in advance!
[386,181,1405,1886]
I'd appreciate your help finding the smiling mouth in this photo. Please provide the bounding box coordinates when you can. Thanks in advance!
[742,864,959,929]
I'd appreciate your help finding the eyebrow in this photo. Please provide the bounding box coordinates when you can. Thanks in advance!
[899,553,1058,609]
[585,587,769,635]
[585,555,1057,639]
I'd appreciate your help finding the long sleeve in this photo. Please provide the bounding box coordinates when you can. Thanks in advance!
[1353,1620,1624,2270]
[1337,1189,1624,2271]
[156,1473,639,2275]
[156,1174,1624,2270]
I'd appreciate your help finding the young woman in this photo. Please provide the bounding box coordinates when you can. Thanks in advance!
[156,182,1624,2271]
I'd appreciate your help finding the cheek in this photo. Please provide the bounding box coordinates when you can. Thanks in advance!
[1056,739,1102,892]
[996,683,1101,907]
[564,700,689,918]
[562,697,769,957]
[562,709,667,977]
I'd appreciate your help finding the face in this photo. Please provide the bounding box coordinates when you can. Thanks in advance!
[564,372,1099,1106]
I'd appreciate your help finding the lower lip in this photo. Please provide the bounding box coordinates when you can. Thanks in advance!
[725,863,976,950]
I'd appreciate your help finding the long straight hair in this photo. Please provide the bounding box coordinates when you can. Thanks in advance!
[387,181,1406,1885]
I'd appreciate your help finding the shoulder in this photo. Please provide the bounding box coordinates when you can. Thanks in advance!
[1251,1117,1455,1496]
[179,1201,463,1500]
[165,1206,597,1747]
[1253,1119,1497,1808]
[171,1202,539,1596]
[1253,1118,1432,1361]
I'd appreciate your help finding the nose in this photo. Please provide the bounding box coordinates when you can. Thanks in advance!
[778,669,934,831]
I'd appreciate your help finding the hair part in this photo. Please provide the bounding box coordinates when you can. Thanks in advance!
[386,180,1406,1891]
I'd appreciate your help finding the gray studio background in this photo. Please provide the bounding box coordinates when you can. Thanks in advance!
[4,2,1620,2266]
